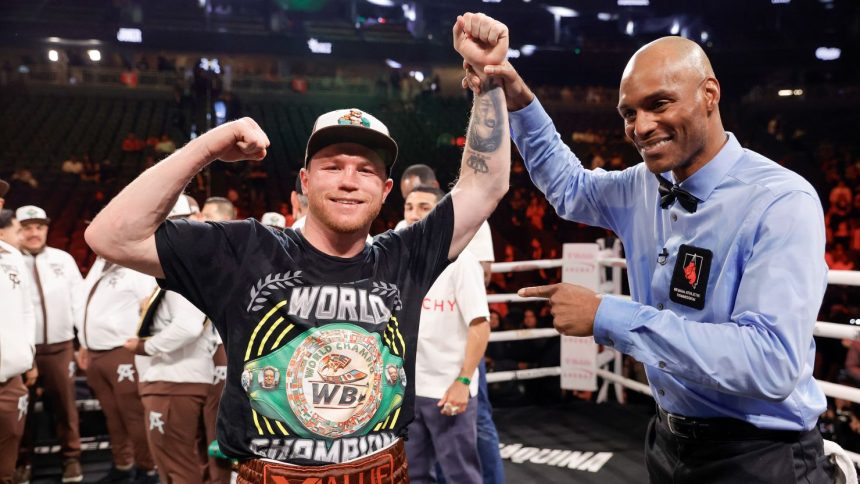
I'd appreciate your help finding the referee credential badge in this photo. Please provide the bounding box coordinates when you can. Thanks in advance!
[669,244,712,310]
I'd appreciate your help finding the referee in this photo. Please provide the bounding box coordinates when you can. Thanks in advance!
[460,11,836,484]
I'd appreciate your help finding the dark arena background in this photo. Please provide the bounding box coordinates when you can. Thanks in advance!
[1,0,860,482]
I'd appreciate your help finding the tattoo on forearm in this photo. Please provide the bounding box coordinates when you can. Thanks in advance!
[467,84,504,155]
[466,151,489,174]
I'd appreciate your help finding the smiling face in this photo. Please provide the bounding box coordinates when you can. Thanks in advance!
[617,37,721,178]
[302,143,393,234]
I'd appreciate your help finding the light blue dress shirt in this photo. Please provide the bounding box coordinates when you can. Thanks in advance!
[510,98,827,431]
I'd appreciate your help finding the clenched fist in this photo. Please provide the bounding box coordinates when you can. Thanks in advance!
[196,117,270,164]
[453,13,509,74]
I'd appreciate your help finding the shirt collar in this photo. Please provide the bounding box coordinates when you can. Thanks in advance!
[0,239,18,254]
[673,132,743,203]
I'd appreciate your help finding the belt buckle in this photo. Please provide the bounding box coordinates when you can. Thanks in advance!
[666,413,693,439]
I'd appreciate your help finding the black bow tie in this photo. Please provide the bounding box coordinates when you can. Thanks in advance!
[655,174,699,213]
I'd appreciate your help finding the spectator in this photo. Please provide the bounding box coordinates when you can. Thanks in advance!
[825,242,856,270]
[121,133,146,152]
[10,169,38,189]
[120,67,138,88]
[154,134,176,155]
[61,155,83,175]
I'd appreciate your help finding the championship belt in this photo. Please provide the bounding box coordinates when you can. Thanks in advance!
[242,323,407,440]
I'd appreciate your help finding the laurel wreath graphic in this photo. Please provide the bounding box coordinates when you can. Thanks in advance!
[371,281,402,310]
[246,271,303,312]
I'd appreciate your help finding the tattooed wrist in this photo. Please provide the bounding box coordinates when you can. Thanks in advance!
[480,76,503,93]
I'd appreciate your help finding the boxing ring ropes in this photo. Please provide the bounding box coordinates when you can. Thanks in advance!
[36,243,860,467]
[485,241,860,465]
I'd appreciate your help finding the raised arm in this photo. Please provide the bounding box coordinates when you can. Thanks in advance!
[448,13,511,260]
[84,119,269,278]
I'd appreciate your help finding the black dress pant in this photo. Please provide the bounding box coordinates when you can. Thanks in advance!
[646,413,835,484]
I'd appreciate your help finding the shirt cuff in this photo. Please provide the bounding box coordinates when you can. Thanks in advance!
[142,339,156,356]
[593,295,640,354]
[508,97,548,136]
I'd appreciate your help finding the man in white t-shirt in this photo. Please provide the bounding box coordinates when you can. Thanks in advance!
[394,164,494,280]
[403,186,490,484]
[396,164,504,484]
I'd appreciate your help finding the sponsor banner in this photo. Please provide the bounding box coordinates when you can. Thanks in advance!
[561,336,597,391]
[499,442,613,473]
[561,243,599,391]
[561,243,600,291]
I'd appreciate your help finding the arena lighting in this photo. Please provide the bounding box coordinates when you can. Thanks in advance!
[700,30,709,42]
[117,28,142,43]
[401,4,416,21]
[597,12,613,21]
[385,58,402,68]
[670,20,680,35]
[625,20,635,36]
[47,36,62,43]
[482,0,502,3]
[815,47,841,61]
[545,6,578,17]
[771,0,790,4]
[307,38,332,54]
[508,48,521,59]
[520,44,537,56]
[48,50,59,62]
[777,89,805,97]
[199,58,221,74]
[88,49,101,62]
[617,0,649,6]
[409,71,424,82]
[365,0,395,6]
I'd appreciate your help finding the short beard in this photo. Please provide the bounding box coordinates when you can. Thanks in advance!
[309,201,381,234]
[24,243,46,255]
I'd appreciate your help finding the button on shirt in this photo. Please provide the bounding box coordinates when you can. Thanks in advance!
[510,98,827,431]
[24,247,83,345]
[76,258,156,350]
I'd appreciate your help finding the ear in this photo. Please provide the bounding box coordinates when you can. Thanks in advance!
[300,168,309,196]
[702,77,720,113]
[381,178,394,202]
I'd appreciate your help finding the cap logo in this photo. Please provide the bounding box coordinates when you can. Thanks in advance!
[337,109,371,128]
[26,208,39,217]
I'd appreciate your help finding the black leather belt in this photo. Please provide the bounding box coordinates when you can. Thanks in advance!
[657,406,800,441]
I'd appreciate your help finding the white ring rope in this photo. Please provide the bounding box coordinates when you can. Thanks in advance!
[491,258,860,287]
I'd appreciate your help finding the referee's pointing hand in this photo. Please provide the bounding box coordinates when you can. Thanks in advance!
[518,283,601,337]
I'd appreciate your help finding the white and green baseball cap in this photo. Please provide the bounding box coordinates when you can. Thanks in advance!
[305,108,398,169]
[16,205,50,225]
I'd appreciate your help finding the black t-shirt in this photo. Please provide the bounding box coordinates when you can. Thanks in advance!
[154,195,454,465]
